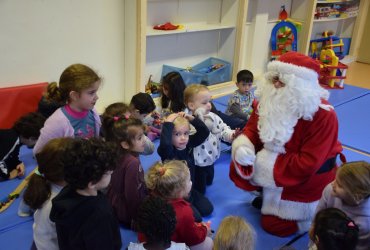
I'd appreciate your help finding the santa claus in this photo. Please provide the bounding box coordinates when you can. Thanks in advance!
[230,52,342,237]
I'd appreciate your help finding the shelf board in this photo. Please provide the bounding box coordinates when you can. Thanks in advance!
[317,0,356,3]
[146,24,235,37]
[313,15,357,22]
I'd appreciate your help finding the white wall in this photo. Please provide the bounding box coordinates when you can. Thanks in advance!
[0,0,126,112]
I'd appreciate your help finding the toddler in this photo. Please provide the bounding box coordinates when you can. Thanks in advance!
[160,71,187,115]
[130,92,161,141]
[315,161,370,249]
[145,160,213,250]
[309,208,359,250]
[1,112,45,180]
[129,196,189,250]
[101,102,154,155]
[104,114,148,229]
[50,138,122,250]
[214,216,255,250]
[184,84,235,194]
[33,64,102,154]
[225,69,255,121]
[23,138,73,250]
[158,112,213,220]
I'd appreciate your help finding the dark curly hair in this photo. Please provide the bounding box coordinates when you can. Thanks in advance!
[135,196,176,247]
[161,72,186,112]
[24,137,74,209]
[313,208,359,250]
[63,138,119,190]
[13,112,46,139]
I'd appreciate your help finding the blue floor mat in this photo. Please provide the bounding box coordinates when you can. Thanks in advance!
[336,94,370,154]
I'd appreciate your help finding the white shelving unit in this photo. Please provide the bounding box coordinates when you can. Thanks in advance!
[136,0,247,96]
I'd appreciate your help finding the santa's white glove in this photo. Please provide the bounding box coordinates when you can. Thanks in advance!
[234,146,256,166]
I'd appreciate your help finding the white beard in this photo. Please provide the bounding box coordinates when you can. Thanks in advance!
[255,72,328,152]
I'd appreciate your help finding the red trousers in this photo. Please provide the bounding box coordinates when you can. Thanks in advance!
[261,214,298,237]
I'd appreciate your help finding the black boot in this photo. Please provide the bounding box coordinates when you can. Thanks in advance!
[251,196,263,210]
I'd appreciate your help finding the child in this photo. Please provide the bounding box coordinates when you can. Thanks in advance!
[158,112,213,220]
[315,161,370,249]
[101,102,155,155]
[50,138,122,250]
[130,92,161,141]
[160,71,187,115]
[225,70,255,121]
[1,112,45,181]
[37,83,64,119]
[214,216,255,250]
[23,138,73,250]
[184,84,235,194]
[129,196,189,250]
[33,64,102,154]
[145,160,213,250]
[309,208,359,250]
[104,114,148,229]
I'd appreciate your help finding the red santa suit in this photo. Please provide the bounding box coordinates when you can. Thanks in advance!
[229,52,342,237]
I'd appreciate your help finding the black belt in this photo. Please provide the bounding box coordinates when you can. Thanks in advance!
[316,156,337,174]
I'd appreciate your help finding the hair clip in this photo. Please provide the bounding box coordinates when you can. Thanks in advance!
[347,221,355,227]
[124,114,130,120]
[113,116,120,122]
[158,167,166,176]
[35,168,44,177]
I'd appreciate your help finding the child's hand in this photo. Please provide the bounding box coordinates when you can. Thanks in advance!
[178,112,194,121]
[164,113,179,123]
[232,128,242,141]
[16,164,25,177]
[202,221,213,236]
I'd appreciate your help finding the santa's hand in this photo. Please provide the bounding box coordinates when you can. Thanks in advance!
[234,146,256,166]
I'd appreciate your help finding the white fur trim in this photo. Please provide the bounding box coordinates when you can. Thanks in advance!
[252,149,278,188]
[231,135,254,159]
[261,187,319,221]
[297,219,312,233]
[233,161,254,180]
[268,60,318,83]
[319,103,333,111]
[264,142,286,154]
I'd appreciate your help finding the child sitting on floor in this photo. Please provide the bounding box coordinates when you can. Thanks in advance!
[50,138,122,250]
[145,160,213,250]
[130,92,161,141]
[214,216,255,250]
[104,114,148,229]
[129,196,189,250]
[184,84,236,194]
[23,138,73,250]
[160,72,187,115]
[33,64,102,154]
[157,112,213,221]
[314,161,370,249]
[225,69,255,121]
[1,112,45,181]
[309,208,359,250]
[101,102,154,155]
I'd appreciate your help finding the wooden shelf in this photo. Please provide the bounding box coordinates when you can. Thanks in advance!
[314,15,357,22]
[147,23,235,37]
[317,0,355,3]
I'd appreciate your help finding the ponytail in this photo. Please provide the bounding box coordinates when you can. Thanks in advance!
[23,174,51,210]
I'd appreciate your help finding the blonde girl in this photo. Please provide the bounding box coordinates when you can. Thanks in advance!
[33,64,101,154]
[214,216,255,250]
[23,138,73,250]
[104,114,148,229]
[145,160,213,250]
[315,161,370,249]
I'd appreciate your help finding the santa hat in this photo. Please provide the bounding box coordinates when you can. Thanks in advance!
[267,51,320,82]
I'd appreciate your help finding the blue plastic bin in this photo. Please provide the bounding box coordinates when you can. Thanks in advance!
[192,57,231,85]
[161,57,232,86]
[161,65,204,86]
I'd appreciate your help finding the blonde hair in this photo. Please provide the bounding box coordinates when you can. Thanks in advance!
[214,216,255,250]
[184,84,209,105]
[173,116,190,128]
[145,160,190,199]
[337,161,370,202]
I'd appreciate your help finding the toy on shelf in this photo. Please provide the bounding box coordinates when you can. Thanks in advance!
[145,75,161,95]
[271,5,300,60]
[153,22,184,31]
